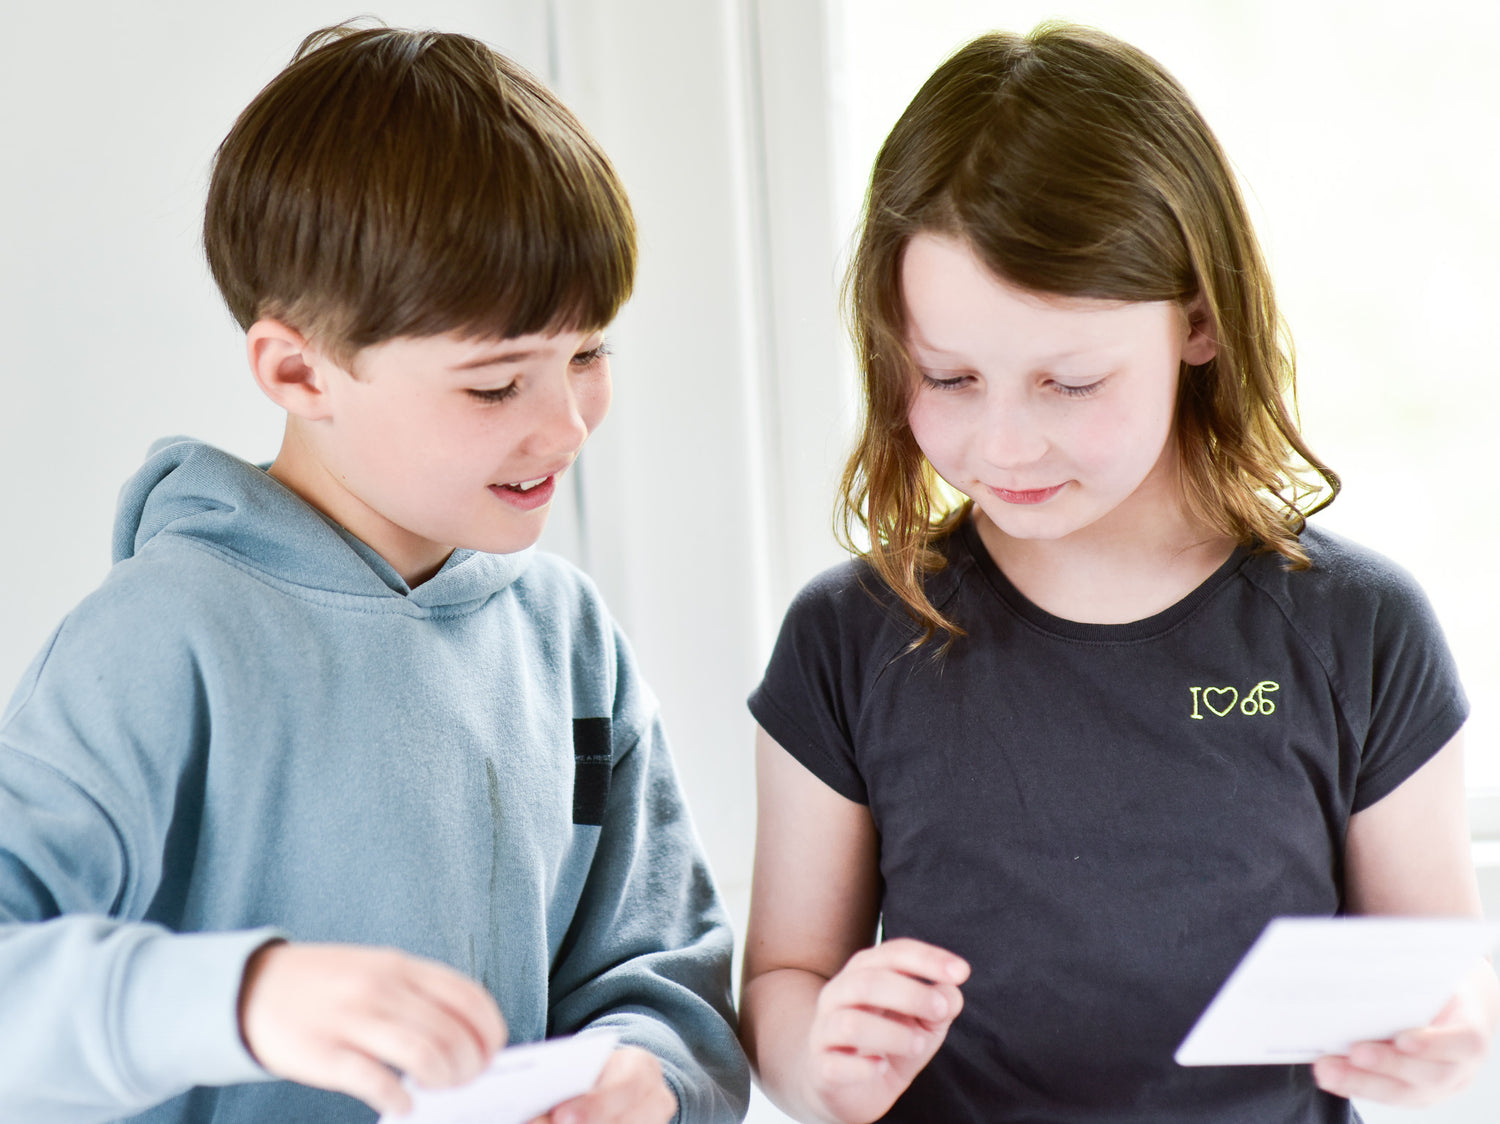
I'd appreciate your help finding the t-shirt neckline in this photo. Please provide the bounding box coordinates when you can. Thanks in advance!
[955,517,1252,643]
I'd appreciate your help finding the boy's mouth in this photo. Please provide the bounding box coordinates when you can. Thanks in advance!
[490,475,557,510]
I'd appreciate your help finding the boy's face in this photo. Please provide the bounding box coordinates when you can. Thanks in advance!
[281,328,610,584]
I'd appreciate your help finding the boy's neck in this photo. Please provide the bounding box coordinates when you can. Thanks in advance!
[267,426,452,589]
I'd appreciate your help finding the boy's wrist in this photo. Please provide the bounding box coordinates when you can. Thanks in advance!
[236,936,289,1060]
[119,927,289,1095]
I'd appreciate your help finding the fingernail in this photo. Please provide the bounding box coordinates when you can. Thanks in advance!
[949,959,969,982]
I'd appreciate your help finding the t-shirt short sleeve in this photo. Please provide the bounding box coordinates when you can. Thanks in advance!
[1339,550,1469,812]
[748,565,881,805]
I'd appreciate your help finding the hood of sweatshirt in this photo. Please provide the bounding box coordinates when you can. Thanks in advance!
[111,437,530,611]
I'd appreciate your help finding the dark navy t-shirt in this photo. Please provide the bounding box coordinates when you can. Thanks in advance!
[749,520,1468,1123]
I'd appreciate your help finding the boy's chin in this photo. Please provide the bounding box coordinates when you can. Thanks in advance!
[461,522,552,557]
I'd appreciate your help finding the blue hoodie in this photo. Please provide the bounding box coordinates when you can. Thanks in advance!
[0,438,748,1122]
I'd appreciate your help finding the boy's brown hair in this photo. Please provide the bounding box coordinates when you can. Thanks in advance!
[840,22,1339,645]
[204,22,635,364]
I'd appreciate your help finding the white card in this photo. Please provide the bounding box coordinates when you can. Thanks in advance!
[376,1030,619,1124]
[1175,916,1500,1066]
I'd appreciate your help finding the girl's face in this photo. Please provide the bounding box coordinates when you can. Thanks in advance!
[902,232,1216,549]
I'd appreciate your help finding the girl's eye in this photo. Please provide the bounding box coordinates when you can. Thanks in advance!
[1054,379,1104,399]
[572,341,612,368]
[920,372,969,391]
[467,384,518,403]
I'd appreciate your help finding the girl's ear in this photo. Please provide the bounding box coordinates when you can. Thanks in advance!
[246,319,338,420]
[1182,293,1219,366]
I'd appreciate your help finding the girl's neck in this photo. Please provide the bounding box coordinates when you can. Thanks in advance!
[973,502,1238,626]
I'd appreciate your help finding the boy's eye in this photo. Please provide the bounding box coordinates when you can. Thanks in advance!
[467,384,519,403]
[572,342,612,368]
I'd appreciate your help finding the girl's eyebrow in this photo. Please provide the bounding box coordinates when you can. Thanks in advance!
[911,339,1100,364]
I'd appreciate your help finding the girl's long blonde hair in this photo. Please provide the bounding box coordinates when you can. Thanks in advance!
[840,23,1339,644]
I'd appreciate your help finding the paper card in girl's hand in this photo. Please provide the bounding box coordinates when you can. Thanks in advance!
[1175,918,1500,1066]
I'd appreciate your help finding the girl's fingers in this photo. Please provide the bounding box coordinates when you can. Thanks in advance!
[813,1048,892,1089]
[814,1004,938,1059]
[823,965,962,1025]
[1314,1050,1474,1106]
[1346,1043,1453,1091]
[854,938,970,985]
[1392,1022,1488,1064]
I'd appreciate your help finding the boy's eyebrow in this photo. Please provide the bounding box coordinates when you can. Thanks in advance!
[449,349,540,370]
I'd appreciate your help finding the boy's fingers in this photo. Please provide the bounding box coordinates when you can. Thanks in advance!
[538,1047,673,1124]
[321,1045,412,1116]
[353,1002,485,1089]
[552,1082,675,1124]
[403,960,508,1055]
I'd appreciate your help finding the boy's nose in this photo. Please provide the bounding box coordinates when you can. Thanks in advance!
[525,381,590,458]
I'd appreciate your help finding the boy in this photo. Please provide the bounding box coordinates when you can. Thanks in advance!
[0,23,747,1124]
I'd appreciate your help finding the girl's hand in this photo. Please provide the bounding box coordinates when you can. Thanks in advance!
[238,940,507,1116]
[525,1046,676,1124]
[805,937,969,1122]
[1312,966,1500,1106]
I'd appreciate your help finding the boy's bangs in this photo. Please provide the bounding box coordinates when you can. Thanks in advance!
[306,35,636,352]
[340,143,636,349]
[206,27,636,358]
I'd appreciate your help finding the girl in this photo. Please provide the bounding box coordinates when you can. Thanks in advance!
[740,22,1497,1124]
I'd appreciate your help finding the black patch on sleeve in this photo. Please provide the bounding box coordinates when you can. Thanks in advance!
[571,717,612,826]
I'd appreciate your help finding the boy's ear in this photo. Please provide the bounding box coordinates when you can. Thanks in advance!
[246,319,337,420]
[1182,293,1219,367]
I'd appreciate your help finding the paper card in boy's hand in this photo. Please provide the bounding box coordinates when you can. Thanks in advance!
[376,1030,618,1124]
[1175,917,1500,1066]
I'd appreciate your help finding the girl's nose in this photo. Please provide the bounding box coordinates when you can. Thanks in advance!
[979,395,1048,470]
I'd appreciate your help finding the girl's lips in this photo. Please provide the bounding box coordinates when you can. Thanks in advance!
[489,475,556,511]
[988,483,1065,505]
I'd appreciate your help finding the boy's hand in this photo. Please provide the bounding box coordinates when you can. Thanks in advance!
[805,938,969,1123]
[1312,969,1499,1106]
[238,941,507,1116]
[525,1046,676,1124]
